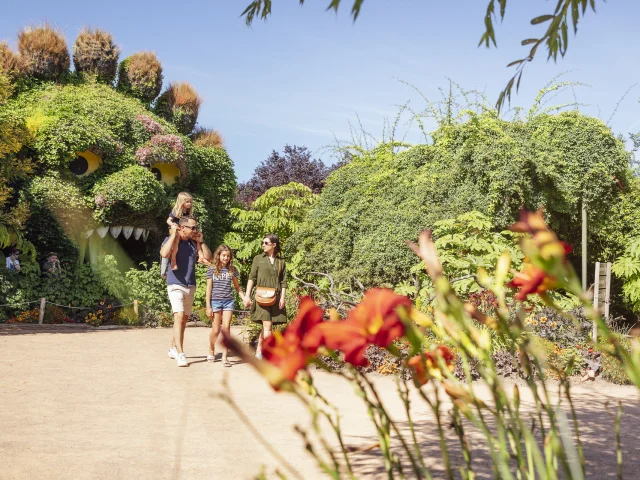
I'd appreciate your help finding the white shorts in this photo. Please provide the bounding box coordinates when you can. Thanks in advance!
[167,285,196,315]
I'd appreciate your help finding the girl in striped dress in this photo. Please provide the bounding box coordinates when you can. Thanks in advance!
[205,245,249,367]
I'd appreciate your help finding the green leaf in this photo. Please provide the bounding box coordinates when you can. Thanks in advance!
[531,14,554,24]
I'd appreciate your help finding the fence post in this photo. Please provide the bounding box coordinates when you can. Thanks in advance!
[133,300,139,319]
[38,298,46,324]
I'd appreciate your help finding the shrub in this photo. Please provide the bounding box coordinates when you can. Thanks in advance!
[601,336,635,385]
[43,304,70,324]
[113,306,140,326]
[525,307,590,348]
[116,52,163,103]
[72,28,119,83]
[154,82,202,135]
[125,262,171,312]
[192,127,224,149]
[18,24,70,80]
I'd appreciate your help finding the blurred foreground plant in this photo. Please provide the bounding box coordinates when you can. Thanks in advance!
[222,210,639,479]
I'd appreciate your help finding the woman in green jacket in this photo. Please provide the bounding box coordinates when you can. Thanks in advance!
[244,234,287,359]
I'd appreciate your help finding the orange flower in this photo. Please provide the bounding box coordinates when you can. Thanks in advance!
[262,297,324,382]
[507,263,558,301]
[310,288,411,366]
[408,346,455,386]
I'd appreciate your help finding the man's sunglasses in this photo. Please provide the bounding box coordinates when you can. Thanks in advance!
[182,225,198,231]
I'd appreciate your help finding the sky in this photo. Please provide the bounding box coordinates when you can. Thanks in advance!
[2,0,640,181]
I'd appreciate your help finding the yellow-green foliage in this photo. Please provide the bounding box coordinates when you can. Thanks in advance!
[18,24,70,80]
[601,336,637,385]
[116,52,163,103]
[72,28,120,83]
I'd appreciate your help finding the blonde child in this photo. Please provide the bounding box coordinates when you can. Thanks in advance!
[166,192,207,271]
[205,245,248,367]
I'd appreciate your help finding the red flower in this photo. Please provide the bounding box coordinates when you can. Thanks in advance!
[507,264,556,301]
[408,346,455,386]
[310,289,411,366]
[262,297,324,382]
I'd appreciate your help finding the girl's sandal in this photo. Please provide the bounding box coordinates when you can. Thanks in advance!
[207,353,216,362]
[223,360,232,368]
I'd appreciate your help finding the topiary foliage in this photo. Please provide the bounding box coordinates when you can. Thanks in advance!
[116,52,163,104]
[135,134,187,178]
[154,82,202,135]
[0,42,22,79]
[72,28,120,83]
[17,24,70,81]
[91,165,166,226]
[192,126,224,149]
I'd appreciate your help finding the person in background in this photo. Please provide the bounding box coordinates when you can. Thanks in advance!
[5,248,20,272]
[43,252,61,274]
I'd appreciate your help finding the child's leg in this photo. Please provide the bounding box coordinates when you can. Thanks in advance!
[170,236,179,270]
[197,243,209,264]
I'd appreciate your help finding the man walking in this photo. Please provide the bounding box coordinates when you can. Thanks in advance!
[160,216,211,367]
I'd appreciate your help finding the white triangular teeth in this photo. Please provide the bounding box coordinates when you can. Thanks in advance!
[96,226,109,238]
[85,229,94,238]
[142,229,150,242]
[122,226,134,239]
[133,227,144,240]
[110,226,122,238]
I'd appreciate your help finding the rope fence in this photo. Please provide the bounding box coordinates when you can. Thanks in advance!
[1,298,252,325]
[0,298,142,324]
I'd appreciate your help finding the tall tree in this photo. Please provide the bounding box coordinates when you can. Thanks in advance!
[236,145,336,206]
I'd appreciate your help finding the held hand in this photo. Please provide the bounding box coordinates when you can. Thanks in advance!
[169,223,178,235]
[192,231,203,243]
[206,307,213,319]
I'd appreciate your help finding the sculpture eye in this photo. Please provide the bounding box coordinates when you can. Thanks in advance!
[150,163,180,185]
[70,150,102,177]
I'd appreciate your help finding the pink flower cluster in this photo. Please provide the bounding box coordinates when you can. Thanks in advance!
[136,114,164,135]
[135,134,185,166]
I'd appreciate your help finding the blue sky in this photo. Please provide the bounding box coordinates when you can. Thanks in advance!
[2,1,640,181]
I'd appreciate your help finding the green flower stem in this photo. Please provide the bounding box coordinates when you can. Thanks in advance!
[397,378,433,480]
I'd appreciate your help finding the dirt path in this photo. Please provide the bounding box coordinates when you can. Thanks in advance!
[1,325,639,479]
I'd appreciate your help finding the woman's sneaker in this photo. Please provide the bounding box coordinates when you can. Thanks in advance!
[176,353,188,367]
[168,347,178,359]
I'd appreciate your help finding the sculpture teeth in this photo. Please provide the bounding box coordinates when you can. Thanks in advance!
[122,226,134,239]
[96,226,109,238]
[142,229,150,242]
[85,229,94,238]
[110,226,123,238]
[133,227,144,240]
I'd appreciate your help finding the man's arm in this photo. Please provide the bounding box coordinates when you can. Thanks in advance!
[160,225,178,258]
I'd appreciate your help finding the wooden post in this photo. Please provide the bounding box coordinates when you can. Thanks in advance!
[582,203,587,291]
[38,298,46,324]
[604,262,612,321]
[593,262,599,342]
[133,300,139,319]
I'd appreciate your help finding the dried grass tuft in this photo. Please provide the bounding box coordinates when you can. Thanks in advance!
[0,42,22,79]
[154,82,202,135]
[192,127,224,149]
[17,23,69,80]
[73,28,120,83]
[116,51,163,103]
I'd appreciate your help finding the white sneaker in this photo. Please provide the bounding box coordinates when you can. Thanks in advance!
[168,347,178,359]
[177,353,188,367]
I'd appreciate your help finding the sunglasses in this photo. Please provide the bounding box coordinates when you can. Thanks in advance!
[182,225,198,231]
[262,241,272,246]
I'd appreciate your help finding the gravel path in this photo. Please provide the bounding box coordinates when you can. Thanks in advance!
[1,324,639,479]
